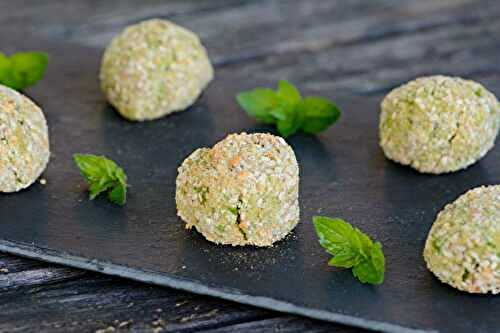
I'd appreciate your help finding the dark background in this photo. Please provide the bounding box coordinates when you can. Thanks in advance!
[1,1,499,332]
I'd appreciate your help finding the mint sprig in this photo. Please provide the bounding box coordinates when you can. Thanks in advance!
[73,154,128,206]
[237,80,341,137]
[0,52,49,91]
[313,216,385,285]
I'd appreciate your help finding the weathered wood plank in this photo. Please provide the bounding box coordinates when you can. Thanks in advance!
[0,256,272,332]
[201,316,361,333]
[4,0,499,96]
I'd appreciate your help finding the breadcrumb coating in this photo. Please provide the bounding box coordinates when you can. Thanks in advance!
[424,185,500,294]
[176,133,300,246]
[0,85,50,192]
[380,76,499,174]
[100,19,214,121]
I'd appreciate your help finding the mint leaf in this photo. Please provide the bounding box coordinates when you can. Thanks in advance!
[108,184,127,205]
[273,106,303,138]
[313,217,360,252]
[236,88,280,124]
[277,80,301,106]
[73,154,128,206]
[0,54,10,79]
[328,248,363,268]
[313,216,385,285]
[0,52,48,91]
[237,81,341,138]
[298,97,341,134]
[352,242,385,284]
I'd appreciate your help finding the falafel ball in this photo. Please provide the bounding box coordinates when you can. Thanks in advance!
[176,133,300,247]
[0,85,50,192]
[100,19,214,121]
[424,185,500,294]
[380,75,499,174]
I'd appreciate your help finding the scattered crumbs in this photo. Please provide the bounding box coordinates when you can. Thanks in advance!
[39,178,47,185]
[95,326,115,333]
[152,328,163,333]
[194,305,201,311]
[0,268,9,274]
[127,302,134,308]
[155,308,163,313]
[181,265,186,269]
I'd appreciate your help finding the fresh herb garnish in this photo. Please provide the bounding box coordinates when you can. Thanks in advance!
[0,52,49,91]
[73,154,128,206]
[313,216,385,285]
[236,80,341,137]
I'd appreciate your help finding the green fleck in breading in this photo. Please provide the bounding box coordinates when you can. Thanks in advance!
[176,133,300,247]
[424,185,500,294]
[100,19,214,121]
[380,75,500,174]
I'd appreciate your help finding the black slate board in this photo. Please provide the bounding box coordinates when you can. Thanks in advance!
[1,38,499,333]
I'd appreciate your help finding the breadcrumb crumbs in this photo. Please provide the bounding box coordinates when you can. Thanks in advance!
[176,133,300,246]
[380,75,499,174]
[424,185,500,294]
[0,85,50,192]
[100,19,213,121]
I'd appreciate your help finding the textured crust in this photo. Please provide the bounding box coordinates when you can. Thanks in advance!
[424,185,500,294]
[176,133,300,247]
[100,19,214,121]
[0,85,50,192]
[380,75,499,174]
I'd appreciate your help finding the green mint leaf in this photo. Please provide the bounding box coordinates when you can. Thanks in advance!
[0,52,48,91]
[108,183,127,206]
[313,216,385,285]
[272,107,303,138]
[88,181,113,200]
[313,216,364,256]
[236,88,280,124]
[328,248,363,268]
[237,81,341,138]
[352,242,385,285]
[298,97,341,134]
[73,154,128,206]
[277,80,301,106]
[0,53,10,79]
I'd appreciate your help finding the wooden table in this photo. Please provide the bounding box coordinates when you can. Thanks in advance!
[1,1,498,332]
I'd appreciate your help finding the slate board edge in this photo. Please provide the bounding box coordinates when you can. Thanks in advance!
[0,239,436,333]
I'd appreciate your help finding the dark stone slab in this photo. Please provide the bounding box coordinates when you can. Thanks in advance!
[0,35,499,333]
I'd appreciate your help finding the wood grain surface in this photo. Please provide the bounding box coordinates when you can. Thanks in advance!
[1,1,499,332]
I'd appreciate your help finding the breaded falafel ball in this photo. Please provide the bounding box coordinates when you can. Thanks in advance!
[176,133,300,246]
[424,185,500,294]
[380,76,499,174]
[0,85,50,192]
[100,19,214,121]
